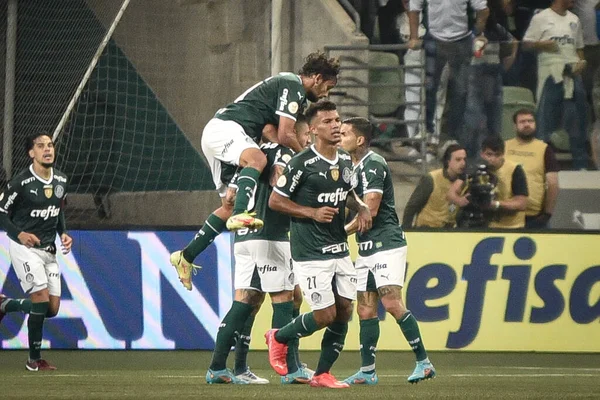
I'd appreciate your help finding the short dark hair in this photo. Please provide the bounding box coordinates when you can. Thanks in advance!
[342,117,373,146]
[295,113,308,126]
[443,143,466,169]
[305,100,337,123]
[512,108,535,123]
[25,131,52,153]
[481,135,505,153]
[298,51,340,82]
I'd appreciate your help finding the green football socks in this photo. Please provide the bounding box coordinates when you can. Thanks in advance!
[209,301,253,371]
[232,167,261,215]
[315,321,348,376]
[359,318,380,372]
[398,311,428,361]
[182,213,226,263]
[28,302,49,361]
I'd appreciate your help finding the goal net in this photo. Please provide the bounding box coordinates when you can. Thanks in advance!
[1,0,213,224]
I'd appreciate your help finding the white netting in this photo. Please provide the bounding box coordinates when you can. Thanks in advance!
[0,0,213,223]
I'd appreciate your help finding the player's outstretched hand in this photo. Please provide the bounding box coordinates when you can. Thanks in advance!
[313,206,339,223]
[18,232,41,248]
[356,205,372,234]
[60,233,73,254]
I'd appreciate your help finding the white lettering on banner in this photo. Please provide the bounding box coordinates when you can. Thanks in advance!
[0,233,126,349]
[0,231,234,349]
[128,232,232,347]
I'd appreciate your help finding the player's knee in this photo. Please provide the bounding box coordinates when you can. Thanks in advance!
[313,306,336,328]
[357,303,377,320]
[46,306,59,318]
[242,149,267,171]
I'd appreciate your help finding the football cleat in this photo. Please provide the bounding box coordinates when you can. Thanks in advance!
[226,211,264,231]
[206,368,249,384]
[310,372,349,388]
[169,251,201,291]
[281,367,312,384]
[264,329,288,375]
[26,359,57,372]
[235,367,269,384]
[343,370,379,385]
[408,360,436,383]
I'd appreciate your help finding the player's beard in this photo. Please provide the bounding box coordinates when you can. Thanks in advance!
[306,91,319,102]
[41,161,54,168]
[516,129,536,142]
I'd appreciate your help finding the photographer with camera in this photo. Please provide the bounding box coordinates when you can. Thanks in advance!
[448,136,529,228]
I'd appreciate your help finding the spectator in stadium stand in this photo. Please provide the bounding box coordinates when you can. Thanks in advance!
[402,143,467,227]
[448,136,529,228]
[505,109,560,229]
[523,0,590,170]
[463,0,519,160]
[573,0,600,169]
[349,0,402,45]
[408,0,489,145]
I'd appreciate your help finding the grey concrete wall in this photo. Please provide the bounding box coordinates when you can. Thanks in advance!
[86,0,271,153]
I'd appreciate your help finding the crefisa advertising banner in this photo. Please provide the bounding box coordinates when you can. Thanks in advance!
[0,231,599,352]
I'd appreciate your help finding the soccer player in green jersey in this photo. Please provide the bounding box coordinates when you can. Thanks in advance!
[0,132,72,371]
[170,52,340,291]
[339,118,436,384]
[206,117,313,385]
[265,100,372,389]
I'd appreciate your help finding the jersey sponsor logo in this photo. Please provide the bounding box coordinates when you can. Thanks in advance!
[30,205,60,220]
[279,88,289,111]
[340,153,351,161]
[257,264,277,273]
[289,170,303,192]
[3,192,18,210]
[276,175,287,187]
[288,101,299,114]
[318,172,327,179]
[317,188,348,206]
[55,185,65,199]
[21,177,35,186]
[55,175,67,183]
[342,167,352,183]
[375,263,387,270]
[221,139,234,157]
[30,189,38,196]
[358,240,373,251]
[44,184,53,199]
[304,156,320,167]
[368,168,377,175]
[321,242,348,254]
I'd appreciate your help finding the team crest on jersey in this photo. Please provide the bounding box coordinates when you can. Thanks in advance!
[281,154,292,163]
[288,102,299,114]
[311,292,322,305]
[55,185,64,199]
[342,167,352,183]
[330,166,340,181]
[43,184,53,199]
[277,175,287,187]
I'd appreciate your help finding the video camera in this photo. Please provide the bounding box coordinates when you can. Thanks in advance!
[456,164,497,228]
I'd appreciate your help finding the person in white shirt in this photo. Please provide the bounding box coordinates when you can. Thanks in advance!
[408,0,489,145]
[523,0,589,170]
[572,0,600,169]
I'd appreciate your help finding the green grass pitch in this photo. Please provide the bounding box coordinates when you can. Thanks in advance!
[1,350,599,399]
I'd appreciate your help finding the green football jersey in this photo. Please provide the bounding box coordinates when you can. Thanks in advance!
[354,151,406,256]
[0,165,68,248]
[273,145,355,262]
[214,73,307,142]
[235,142,295,243]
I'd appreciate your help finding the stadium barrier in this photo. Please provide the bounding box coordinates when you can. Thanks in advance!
[0,230,598,352]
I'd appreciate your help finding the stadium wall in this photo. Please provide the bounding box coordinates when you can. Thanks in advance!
[1,230,598,352]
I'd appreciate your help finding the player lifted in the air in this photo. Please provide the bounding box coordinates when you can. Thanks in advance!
[170,52,340,292]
